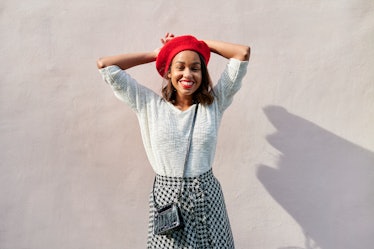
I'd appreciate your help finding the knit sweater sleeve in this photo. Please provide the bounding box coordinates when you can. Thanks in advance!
[214,58,249,112]
[98,65,159,113]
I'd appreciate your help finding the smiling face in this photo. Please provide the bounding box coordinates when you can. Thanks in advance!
[167,50,202,101]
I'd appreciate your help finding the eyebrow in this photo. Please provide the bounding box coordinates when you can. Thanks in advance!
[174,61,201,65]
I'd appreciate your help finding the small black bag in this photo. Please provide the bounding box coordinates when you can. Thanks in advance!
[152,105,198,236]
[153,203,184,235]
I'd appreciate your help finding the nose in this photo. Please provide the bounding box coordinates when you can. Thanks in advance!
[183,68,193,78]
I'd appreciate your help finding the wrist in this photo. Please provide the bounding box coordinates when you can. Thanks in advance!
[150,50,158,61]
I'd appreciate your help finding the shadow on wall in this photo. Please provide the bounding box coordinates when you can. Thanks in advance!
[257,106,374,249]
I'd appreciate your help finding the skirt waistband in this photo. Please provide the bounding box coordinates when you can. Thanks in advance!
[155,169,213,187]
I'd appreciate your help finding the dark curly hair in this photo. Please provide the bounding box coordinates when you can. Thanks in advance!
[161,53,214,105]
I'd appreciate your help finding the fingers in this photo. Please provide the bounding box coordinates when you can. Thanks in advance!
[161,32,175,44]
[165,32,175,39]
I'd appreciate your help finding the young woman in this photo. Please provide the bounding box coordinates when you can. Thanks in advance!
[97,33,250,249]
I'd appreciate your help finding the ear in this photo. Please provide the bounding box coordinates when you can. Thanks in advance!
[167,70,171,79]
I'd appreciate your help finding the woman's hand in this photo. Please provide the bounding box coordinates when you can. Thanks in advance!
[154,33,175,56]
[161,32,175,45]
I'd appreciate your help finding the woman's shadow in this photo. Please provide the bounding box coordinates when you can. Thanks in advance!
[257,106,374,249]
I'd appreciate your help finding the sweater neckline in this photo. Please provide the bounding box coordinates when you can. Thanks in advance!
[165,101,197,114]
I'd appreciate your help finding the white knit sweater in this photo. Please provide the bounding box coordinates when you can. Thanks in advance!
[99,58,248,177]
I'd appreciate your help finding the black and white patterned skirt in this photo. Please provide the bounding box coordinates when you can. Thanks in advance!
[147,169,235,249]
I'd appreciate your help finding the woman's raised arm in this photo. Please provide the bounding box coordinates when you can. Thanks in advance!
[204,40,250,61]
[96,52,157,70]
[96,33,175,70]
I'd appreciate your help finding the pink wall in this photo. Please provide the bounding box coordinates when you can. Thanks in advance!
[1,0,374,248]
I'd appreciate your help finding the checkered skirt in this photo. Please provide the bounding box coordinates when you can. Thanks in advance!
[147,169,235,249]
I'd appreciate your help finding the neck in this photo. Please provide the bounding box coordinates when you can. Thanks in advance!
[174,96,194,111]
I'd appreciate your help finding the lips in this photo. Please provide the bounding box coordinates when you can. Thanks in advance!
[180,80,194,89]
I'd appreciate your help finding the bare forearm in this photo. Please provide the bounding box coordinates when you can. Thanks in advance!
[96,51,157,70]
[204,40,250,61]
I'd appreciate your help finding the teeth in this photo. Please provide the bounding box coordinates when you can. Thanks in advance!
[181,81,193,86]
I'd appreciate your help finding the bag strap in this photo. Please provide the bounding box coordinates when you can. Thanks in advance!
[153,104,199,209]
[181,104,199,178]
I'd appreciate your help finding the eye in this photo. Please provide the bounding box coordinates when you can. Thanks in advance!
[191,63,201,71]
[175,65,184,71]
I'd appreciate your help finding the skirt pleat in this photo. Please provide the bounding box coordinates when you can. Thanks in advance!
[147,169,235,249]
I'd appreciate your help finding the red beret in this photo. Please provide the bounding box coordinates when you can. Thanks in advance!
[156,35,211,77]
